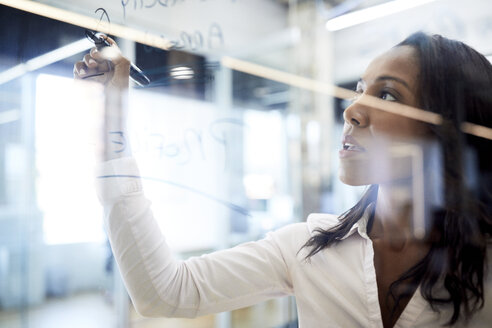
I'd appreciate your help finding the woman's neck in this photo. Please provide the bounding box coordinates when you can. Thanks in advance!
[370,181,415,251]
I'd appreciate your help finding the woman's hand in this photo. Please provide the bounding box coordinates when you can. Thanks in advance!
[73,36,130,90]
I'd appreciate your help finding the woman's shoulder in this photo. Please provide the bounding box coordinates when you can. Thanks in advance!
[270,213,340,238]
[266,213,341,254]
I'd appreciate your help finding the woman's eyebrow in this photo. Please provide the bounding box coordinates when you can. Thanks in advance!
[375,75,411,90]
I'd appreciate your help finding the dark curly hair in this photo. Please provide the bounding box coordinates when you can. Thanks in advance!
[302,32,492,325]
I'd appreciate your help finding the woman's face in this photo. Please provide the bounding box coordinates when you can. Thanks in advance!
[339,45,431,186]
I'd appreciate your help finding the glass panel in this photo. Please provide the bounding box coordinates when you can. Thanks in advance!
[1,0,491,327]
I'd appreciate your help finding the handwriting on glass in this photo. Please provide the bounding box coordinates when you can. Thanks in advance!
[121,0,237,13]
[111,118,247,169]
[118,0,227,50]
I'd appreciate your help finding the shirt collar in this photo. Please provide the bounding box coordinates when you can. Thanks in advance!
[340,202,375,240]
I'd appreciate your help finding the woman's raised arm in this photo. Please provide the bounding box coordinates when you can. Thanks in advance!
[75,40,294,318]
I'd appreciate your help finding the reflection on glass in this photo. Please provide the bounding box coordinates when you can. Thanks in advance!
[1,0,491,327]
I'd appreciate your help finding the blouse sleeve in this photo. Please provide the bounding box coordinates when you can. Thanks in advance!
[95,157,294,318]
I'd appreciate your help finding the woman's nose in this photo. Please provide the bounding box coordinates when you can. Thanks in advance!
[343,97,369,128]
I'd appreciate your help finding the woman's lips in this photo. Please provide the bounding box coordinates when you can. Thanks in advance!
[339,135,366,158]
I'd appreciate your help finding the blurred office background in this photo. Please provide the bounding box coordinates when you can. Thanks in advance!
[0,0,491,327]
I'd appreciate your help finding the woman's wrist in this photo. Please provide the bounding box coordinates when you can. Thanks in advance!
[99,87,132,161]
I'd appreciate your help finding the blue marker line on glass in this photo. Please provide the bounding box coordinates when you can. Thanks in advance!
[97,174,251,216]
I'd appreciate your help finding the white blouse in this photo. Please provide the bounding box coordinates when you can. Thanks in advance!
[96,157,492,328]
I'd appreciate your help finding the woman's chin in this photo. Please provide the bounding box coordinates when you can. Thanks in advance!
[338,171,371,186]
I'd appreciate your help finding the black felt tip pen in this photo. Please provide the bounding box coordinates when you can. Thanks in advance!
[85,30,150,87]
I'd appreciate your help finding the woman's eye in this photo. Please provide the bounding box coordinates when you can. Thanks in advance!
[381,92,397,101]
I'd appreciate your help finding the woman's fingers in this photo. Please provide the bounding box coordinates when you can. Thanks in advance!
[83,53,98,69]
[74,39,130,89]
[73,60,89,78]
[74,46,112,79]
[74,59,110,77]
[103,36,117,47]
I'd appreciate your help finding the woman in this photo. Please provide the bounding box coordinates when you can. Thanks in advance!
[74,32,492,327]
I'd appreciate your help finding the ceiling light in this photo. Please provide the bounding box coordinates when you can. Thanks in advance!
[169,66,194,80]
[0,38,92,85]
[326,0,438,32]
